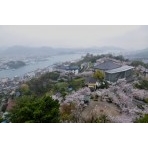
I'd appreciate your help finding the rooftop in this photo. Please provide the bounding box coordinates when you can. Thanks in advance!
[105,65,134,74]
[94,60,121,71]
[57,65,79,71]
[85,77,97,84]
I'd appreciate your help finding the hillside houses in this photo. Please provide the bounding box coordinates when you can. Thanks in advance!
[54,64,79,75]
[85,77,98,91]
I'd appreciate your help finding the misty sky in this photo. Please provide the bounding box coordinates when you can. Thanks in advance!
[0,25,148,50]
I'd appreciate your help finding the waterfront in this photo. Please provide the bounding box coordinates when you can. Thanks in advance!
[0,53,86,79]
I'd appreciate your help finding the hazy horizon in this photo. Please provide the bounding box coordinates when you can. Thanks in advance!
[0,25,148,50]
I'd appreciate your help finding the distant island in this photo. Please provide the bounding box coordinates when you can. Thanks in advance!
[4,61,26,69]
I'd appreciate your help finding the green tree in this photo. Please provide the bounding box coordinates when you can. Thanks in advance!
[0,115,3,122]
[135,114,148,123]
[8,96,60,123]
[97,114,109,123]
[93,70,105,81]
[131,60,148,69]
[20,84,31,95]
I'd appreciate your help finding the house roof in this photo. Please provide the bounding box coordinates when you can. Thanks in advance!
[94,60,121,71]
[105,65,134,74]
[66,66,79,71]
[85,77,97,83]
[58,65,79,71]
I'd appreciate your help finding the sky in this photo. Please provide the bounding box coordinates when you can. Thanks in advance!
[0,25,148,50]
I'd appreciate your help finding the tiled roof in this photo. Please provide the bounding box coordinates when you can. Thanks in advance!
[94,60,121,70]
[85,77,97,83]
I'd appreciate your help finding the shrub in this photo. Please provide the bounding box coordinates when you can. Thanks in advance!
[135,79,148,90]
[60,103,76,122]
[93,70,105,81]
[135,114,148,123]
[143,98,148,103]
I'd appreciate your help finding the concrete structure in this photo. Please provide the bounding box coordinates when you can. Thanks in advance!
[94,59,134,82]
[105,65,134,82]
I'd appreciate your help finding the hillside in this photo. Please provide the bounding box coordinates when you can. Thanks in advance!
[0,46,54,58]
[136,48,148,58]
[124,48,148,61]
[0,46,127,59]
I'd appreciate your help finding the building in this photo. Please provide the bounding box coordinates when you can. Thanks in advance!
[94,59,134,82]
[65,66,79,75]
[94,60,121,71]
[105,65,134,82]
[96,57,122,65]
[1,77,9,83]
[85,77,99,91]
[55,65,79,75]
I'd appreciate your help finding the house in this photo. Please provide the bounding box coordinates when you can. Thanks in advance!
[66,66,79,75]
[56,65,79,75]
[85,77,99,91]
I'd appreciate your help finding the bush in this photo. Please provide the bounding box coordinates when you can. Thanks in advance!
[97,114,109,123]
[85,113,110,123]
[143,98,148,103]
[135,80,148,90]
[69,78,85,90]
[0,116,3,122]
[135,114,148,123]
[93,70,105,81]
[60,103,76,122]
[98,81,109,89]
[131,61,148,69]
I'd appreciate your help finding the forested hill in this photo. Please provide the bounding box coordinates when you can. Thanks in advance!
[132,48,148,58]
